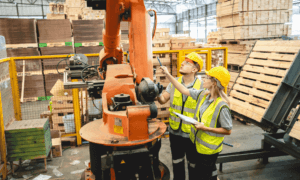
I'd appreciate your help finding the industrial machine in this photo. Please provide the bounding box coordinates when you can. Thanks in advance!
[217,51,300,171]
[63,0,169,180]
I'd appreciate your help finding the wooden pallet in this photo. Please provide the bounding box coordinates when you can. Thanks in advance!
[233,115,252,125]
[227,64,241,72]
[229,40,300,123]
[227,52,249,66]
[51,96,73,109]
[52,109,74,124]
[289,121,300,140]
[75,42,103,47]
[47,13,66,20]
[6,43,38,49]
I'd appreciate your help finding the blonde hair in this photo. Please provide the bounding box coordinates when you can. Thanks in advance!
[203,79,230,106]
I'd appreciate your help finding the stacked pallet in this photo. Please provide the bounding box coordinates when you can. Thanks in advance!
[81,7,105,20]
[229,40,300,123]
[153,28,171,51]
[217,0,293,39]
[5,119,51,162]
[170,36,197,50]
[223,40,256,93]
[155,99,170,123]
[64,0,85,20]
[211,50,224,68]
[153,53,173,88]
[51,96,74,133]
[217,0,293,94]
[47,3,66,19]
[206,31,220,46]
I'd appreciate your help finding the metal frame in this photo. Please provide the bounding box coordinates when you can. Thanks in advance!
[0,91,7,180]
[0,55,95,147]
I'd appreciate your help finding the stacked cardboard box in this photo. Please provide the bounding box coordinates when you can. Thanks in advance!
[0,19,44,99]
[37,19,74,96]
[73,20,104,63]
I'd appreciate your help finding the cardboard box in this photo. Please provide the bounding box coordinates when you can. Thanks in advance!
[52,138,62,157]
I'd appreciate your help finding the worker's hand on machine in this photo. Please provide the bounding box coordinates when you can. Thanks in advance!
[160,66,170,76]
[194,122,206,131]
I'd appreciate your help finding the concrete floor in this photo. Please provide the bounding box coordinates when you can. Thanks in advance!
[5,118,300,180]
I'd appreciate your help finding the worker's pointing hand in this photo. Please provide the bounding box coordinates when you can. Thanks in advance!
[160,66,170,76]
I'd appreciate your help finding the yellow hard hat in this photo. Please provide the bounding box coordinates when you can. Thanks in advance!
[184,52,203,72]
[205,66,230,88]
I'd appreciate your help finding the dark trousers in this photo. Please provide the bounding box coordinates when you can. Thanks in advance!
[169,133,191,180]
[186,140,219,180]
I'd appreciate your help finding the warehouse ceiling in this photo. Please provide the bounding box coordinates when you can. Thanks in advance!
[144,0,217,14]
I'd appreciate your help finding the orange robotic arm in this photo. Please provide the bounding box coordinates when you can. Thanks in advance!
[98,0,155,85]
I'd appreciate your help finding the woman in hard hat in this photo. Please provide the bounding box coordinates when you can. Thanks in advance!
[160,65,232,180]
[157,52,204,180]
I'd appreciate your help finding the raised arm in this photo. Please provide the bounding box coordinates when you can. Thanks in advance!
[160,66,191,96]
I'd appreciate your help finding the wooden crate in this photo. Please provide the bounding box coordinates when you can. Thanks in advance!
[229,40,300,123]
[289,121,300,140]
[5,119,52,162]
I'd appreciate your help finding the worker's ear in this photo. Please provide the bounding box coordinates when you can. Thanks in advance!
[191,66,198,74]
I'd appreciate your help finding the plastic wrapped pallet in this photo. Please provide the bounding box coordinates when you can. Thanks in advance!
[63,114,76,133]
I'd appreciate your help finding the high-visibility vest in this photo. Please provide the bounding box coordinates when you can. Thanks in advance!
[169,77,203,133]
[190,94,229,155]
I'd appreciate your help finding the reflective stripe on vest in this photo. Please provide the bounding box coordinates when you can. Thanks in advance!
[169,77,203,133]
[190,95,229,154]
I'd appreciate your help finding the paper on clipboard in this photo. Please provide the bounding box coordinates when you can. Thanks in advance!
[174,112,199,125]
